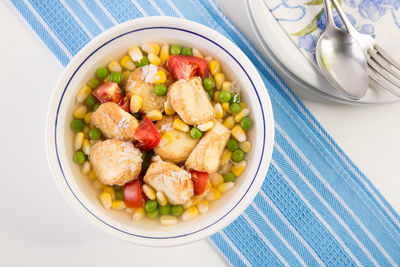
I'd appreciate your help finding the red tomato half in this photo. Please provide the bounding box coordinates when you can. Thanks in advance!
[190,171,209,196]
[133,117,160,151]
[118,96,130,113]
[168,55,210,80]
[91,82,122,104]
[123,178,145,208]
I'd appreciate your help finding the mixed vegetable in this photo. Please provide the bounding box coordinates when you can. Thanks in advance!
[70,43,253,225]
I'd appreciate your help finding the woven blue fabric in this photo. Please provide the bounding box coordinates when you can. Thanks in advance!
[10,0,400,265]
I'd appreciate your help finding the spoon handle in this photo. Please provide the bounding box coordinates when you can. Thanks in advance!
[331,0,357,35]
[322,0,336,30]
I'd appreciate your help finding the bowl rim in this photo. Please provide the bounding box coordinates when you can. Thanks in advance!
[46,16,275,247]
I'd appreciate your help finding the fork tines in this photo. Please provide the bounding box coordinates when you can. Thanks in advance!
[366,44,400,97]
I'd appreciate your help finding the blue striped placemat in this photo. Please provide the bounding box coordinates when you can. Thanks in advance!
[10,0,400,265]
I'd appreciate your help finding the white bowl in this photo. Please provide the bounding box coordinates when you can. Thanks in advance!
[46,16,274,247]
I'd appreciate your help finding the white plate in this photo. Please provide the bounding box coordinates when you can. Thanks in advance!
[247,0,400,104]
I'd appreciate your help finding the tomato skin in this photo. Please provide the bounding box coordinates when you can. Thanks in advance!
[168,55,210,80]
[190,171,209,196]
[133,117,160,151]
[123,178,145,208]
[91,82,122,104]
[118,96,130,113]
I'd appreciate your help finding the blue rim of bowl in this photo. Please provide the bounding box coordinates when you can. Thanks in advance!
[55,26,266,239]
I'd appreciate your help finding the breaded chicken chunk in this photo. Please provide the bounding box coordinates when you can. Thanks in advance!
[185,122,231,173]
[90,139,142,186]
[167,77,214,125]
[125,65,173,113]
[144,161,193,205]
[90,102,138,141]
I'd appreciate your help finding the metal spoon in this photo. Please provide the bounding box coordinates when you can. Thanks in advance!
[315,0,369,100]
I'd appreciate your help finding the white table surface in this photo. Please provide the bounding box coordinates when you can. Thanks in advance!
[1,1,399,266]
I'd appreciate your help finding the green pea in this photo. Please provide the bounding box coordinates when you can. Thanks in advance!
[145,200,158,212]
[147,208,159,219]
[115,189,124,200]
[205,88,214,99]
[84,95,97,108]
[70,119,84,132]
[239,117,252,130]
[230,92,240,103]
[190,127,203,139]
[73,151,86,164]
[109,72,123,84]
[136,56,149,67]
[171,205,183,216]
[87,78,99,89]
[230,103,241,114]
[96,67,109,79]
[93,103,100,111]
[170,44,182,55]
[218,90,231,102]
[89,128,101,140]
[224,172,236,182]
[159,204,171,215]
[227,138,239,151]
[181,47,193,56]
[154,84,167,96]
[231,149,245,162]
[202,78,214,91]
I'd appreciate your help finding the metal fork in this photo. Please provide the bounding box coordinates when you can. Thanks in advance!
[331,0,400,97]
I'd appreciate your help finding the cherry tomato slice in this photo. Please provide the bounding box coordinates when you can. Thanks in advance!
[118,96,130,113]
[190,170,209,196]
[91,82,122,104]
[123,178,145,208]
[168,55,210,80]
[133,117,160,151]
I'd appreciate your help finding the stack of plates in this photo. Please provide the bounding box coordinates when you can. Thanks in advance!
[245,0,399,104]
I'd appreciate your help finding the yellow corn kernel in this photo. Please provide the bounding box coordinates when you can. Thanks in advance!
[83,126,90,138]
[130,95,143,113]
[164,100,175,115]
[206,188,221,201]
[74,132,85,151]
[99,192,112,209]
[214,73,225,90]
[214,103,224,119]
[222,102,231,113]
[197,200,209,213]
[223,116,235,129]
[84,112,92,125]
[112,200,126,210]
[183,199,193,209]
[232,125,246,142]
[159,131,174,146]
[191,196,204,206]
[211,173,224,187]
[132,208,145,221]
[81,161,91,175]
[234,108,250,123]
[160,215,178,226]
[156,191,168,206]
[141,43,160,55]
[197,121,214,132]
[232,161,247,176]
[209,60,221,75]
[213,91,220,102]
[173,118,189,132]
[76,85,91,103]
[220,149,232,166]
[89,170,97,180]
[128,46,143,62]
[239,141,252,153]
[181,207,199,221]
[160,44,170,63]
[192,48,204,58]
[218,182,235,193]
[240,102,247,109]
[222,81,232,91]
[122,70,131,83]
[82,139,91,155]
[120,55,136,71]
[73,105,87,119]
[153,70,166,83]
[103,187,116,200]
[147,110,163,121]
[148,53,161,66]
[108,60,122,73]
[143,184,156,200]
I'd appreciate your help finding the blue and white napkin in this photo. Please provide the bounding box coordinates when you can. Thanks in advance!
[9,0,400,265]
